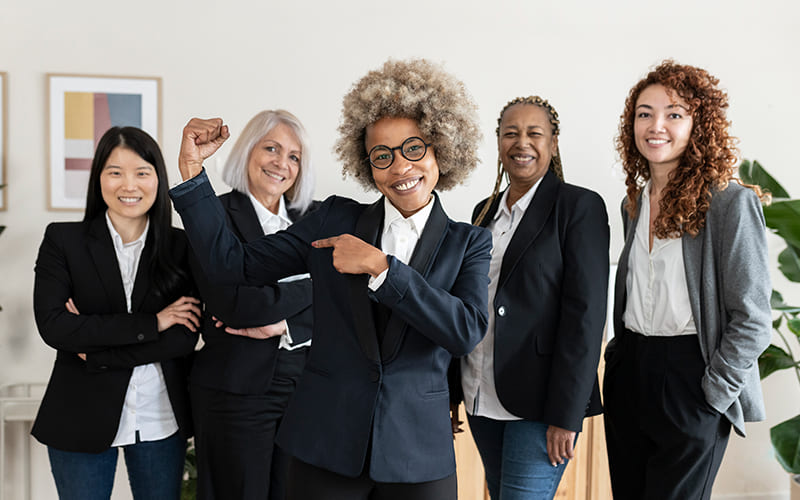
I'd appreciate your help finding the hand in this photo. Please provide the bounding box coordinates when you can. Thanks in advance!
[156,296,202,332]
[546,425,576,467]
[311,234,388,277]
[212,316,288,340]
[450,402,464,439]
[77,353,87,361]
[65,297,80,315]
[178,118,230,181]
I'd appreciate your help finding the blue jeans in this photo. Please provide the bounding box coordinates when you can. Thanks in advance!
[467,416,571,500]
[47,432,186,500]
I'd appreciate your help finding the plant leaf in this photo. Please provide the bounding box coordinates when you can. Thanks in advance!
[764,200,800,250]
[789,318,800,337]
[740,159,791,198]
[772,415,800,474]
[759,344,797,379]
[772,290,800,313]
[779,245,800,283]
[0,225,4,237]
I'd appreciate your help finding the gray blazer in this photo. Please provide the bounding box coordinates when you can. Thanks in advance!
[610,182,772,436]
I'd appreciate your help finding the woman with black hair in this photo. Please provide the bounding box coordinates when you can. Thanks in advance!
[32,126,201,500]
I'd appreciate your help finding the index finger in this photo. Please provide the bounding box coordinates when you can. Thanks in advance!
[312,236,341,249]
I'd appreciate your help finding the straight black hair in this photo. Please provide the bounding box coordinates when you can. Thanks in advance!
[85,126,186,298]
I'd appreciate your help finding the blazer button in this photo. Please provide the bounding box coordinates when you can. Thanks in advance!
[497,306,506,317]
[137,333,145,341]
[370,366,381,383]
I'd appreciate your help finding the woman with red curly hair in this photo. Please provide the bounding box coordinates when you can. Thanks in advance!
[603,60,772,499]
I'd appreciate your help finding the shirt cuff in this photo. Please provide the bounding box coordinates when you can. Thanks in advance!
[368,268,389,291]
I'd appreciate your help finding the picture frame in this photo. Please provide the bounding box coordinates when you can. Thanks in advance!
[0,72,7,211]
[47,74,161,210]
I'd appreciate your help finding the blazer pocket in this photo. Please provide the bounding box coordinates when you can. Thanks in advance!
[421,388,450,400]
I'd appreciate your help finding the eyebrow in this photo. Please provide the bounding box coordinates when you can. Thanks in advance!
[636,103,690,111]
[502,124,546,130]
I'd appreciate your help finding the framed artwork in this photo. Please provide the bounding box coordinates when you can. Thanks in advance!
[0,72,6,211]
[47,74,161,210]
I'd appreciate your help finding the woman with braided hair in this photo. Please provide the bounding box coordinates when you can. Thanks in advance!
[450,96,610,499]
[603,60,772,500]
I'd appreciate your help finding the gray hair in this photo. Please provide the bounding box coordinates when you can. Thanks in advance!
[222,109,315,213]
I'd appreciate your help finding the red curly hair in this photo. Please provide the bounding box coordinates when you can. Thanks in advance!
[616,60,758,238]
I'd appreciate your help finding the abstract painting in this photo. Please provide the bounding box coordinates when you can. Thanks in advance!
[48,74,161,210]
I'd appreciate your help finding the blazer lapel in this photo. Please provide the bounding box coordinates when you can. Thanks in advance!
[349,198,384,364]
[380,194,449,362]
[498,170,560,288]
[86,216,127,312]
[613,194,641,337]
[228,190,266,242]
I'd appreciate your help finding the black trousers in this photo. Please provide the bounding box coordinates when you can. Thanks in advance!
[191,347,308,500]
[285,457,457,500]
[603,330,731,500]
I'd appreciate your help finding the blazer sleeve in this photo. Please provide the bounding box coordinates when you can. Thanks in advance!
[702,188,772,413]
[544,191,610,431]
[83,322,198,372]
[369,227,492,357]
[170,170,321,286]
[33,224,159,352]
[190,247,313,328]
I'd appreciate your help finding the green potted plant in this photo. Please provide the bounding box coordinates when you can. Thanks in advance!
[740,160,800,490]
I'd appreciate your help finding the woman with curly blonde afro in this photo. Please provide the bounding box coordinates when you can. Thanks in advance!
[603,60,772,500]
[169,58,490,500]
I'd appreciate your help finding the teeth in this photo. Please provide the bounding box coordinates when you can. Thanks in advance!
[512,155,534,161]
[648,139,668,144]
[265,172,285,181]
[394,179,421,191]
[119,197,140,203]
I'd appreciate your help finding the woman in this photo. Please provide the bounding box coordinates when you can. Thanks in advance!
[169,58,490,500]
[32,127,201,499]
[603,60,772,500]
[189,109,317,500]
[452,96,609,500]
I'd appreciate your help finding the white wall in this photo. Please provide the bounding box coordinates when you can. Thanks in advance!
[1,0,798,498]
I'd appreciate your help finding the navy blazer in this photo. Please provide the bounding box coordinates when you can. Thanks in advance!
[32,216,198,453]
[170,170,491,483]
[454,170,609,432]
[189,190,316,395]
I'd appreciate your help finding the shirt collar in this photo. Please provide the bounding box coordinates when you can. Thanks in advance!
[105,211,149,251]
[248,193,292,228]
[382,195,435,237]
[494,176,543,222]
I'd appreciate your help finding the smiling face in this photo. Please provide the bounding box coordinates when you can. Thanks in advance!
[498,103,558,190]
[366,117,439,218]
[634,84,694,174]
[100,146,158,228]
[246,123,301,213]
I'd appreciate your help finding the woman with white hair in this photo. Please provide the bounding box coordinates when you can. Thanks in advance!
[188,109,317,500]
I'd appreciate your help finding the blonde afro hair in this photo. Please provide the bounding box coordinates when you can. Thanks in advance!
[335,58,482,191]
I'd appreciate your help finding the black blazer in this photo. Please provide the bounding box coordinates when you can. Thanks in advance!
[170,170,491,483]
[31,216,198,453]
[454,170,610,432]
[189,190,316,395]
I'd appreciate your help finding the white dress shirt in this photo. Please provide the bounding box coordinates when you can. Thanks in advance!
[623,183,697,336]
[368,196,434,291]
[106,214,179,446]
[462,180,542,419]
[247,193,312,350]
